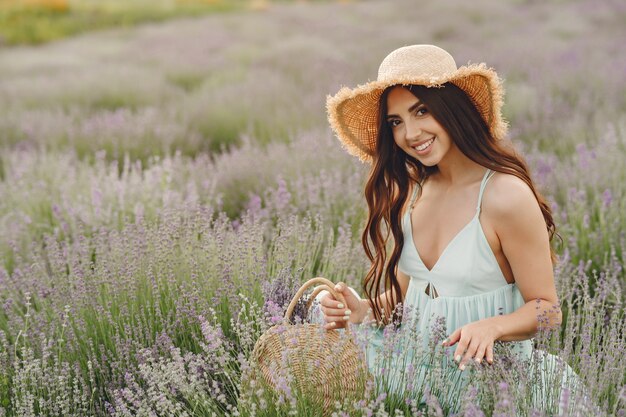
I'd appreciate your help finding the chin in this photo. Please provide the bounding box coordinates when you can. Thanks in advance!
[412,154,441,167]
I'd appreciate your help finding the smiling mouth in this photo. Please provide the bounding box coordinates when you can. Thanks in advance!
[412,137,435,152]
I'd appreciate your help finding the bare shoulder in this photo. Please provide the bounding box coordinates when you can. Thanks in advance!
[481,172,541,221]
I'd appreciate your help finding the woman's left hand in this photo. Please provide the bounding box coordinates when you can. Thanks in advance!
[442,318,501,370]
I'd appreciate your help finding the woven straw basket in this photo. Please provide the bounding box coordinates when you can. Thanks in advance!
[249,277,371,414]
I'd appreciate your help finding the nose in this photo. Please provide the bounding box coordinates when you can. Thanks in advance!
[405,118,422,141]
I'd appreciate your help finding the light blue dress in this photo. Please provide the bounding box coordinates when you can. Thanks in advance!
[358,169,585,412]
[397,169,530,353]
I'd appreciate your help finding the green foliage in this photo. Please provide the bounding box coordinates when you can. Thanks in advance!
[0,1,243,46]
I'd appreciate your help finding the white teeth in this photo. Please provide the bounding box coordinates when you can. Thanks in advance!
[414,138,435,151]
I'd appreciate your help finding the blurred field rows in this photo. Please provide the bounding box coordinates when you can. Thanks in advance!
[0,0,310,46]
[0,0,625,415]
[0,1,361,46]
[2,0,625,266]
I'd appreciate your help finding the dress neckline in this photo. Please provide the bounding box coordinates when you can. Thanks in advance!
[406,169,492,273]
[406,208,480,273]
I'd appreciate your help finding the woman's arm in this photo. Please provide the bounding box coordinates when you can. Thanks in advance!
[443,173,561,368]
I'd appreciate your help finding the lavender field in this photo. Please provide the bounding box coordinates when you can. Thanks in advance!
[0,0,625,415]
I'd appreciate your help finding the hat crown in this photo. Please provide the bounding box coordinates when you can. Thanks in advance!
[377,44,457,83]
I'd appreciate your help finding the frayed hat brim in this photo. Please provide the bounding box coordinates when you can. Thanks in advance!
[327,63,508,163]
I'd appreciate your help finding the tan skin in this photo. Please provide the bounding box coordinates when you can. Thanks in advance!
[320,85,561,370]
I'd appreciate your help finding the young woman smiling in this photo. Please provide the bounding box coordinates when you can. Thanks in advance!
[318,44,581,411]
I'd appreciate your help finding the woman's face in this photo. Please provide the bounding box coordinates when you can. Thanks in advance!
[385,85,453,166]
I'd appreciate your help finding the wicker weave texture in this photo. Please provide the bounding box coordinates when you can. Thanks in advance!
[249,277,371,415]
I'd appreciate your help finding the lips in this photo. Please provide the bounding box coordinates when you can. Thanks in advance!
[411,137,435,152]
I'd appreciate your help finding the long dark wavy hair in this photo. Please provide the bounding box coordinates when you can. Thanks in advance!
[362,82,557,325]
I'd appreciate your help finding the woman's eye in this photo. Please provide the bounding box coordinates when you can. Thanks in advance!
[415,107,428,116]
[388,119,401,128]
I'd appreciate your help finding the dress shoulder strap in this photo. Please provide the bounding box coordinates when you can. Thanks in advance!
[409,179,423,210]
[477,169,496,212]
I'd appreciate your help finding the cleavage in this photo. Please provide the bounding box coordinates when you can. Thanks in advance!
[410,191,478,271]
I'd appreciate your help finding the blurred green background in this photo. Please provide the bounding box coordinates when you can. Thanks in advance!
[0,0,348,45]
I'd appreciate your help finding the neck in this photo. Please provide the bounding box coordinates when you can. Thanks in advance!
[434,145,485,185]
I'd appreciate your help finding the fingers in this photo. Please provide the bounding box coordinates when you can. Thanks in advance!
[320,285,352,330]
[323,321,345,330]
[321,307,352,322]
[451,332,464,367]
[446,323,497,370]
[321,306,352,318]
[460,340,480,369]
[453,334,470,370]
[334,282,358,303]
[442,328,460,348]
[453,337,494,370]
[471,341,488,365]
[333,282,351,305]
[322,304,350,330]
[472,340,494,365]
[485,342,494,364]
[320,294,351,318]
[319,294,345,310]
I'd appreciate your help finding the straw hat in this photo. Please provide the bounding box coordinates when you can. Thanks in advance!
[326,44,508,163]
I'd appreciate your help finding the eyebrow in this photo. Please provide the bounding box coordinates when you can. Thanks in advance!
[386,99,422,119]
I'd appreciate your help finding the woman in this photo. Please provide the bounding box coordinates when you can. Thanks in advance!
[319,45,579,410]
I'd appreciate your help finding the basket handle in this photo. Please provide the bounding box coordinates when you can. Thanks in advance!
[283,277,349,332]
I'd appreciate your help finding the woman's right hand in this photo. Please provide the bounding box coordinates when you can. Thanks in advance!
[319,282,370,330]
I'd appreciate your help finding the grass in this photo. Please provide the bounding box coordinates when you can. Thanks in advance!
[0,0,243,46]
